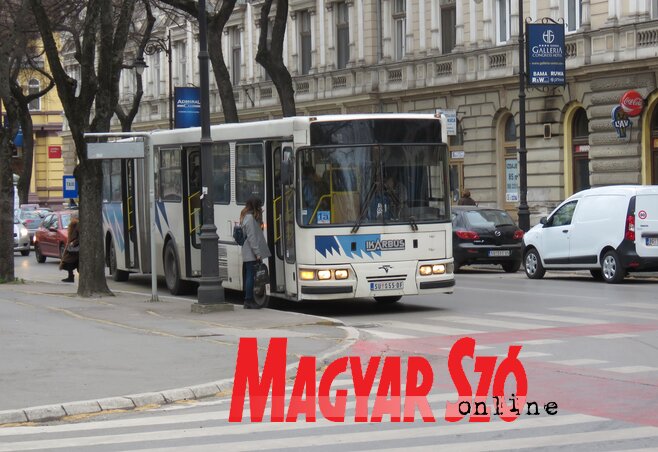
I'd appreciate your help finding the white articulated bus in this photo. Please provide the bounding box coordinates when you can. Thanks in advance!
[99,114,455,305]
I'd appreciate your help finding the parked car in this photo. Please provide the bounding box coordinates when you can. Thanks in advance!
[34,210,77,263]
[452,206,524,272]
[16,209,43,245]
[35,207,53,218]
[523,185,658,283]
[13,216,30,256]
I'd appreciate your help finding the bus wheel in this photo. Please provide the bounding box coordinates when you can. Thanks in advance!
[374,296,402,304]
[164,241,184,295]
[109,240,129,282]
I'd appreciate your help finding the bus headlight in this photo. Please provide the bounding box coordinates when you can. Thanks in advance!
[317,270,332,280]
[419,265,432,276]
[334,269,349,280]
[432,264,446,274]
[300,269,315,280]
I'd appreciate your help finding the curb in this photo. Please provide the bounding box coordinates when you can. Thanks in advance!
[0,323,360,426]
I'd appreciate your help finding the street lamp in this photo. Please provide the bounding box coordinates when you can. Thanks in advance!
[194,0,230,312]
[517,0,530,231]
[140,31,174,130]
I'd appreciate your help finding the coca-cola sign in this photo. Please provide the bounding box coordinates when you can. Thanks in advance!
[620,90,644,117]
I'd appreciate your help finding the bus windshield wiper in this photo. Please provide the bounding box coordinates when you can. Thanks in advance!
[351,181,378,233]
[408,215,418,231]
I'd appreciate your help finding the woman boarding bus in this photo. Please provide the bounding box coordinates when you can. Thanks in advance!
[100,114,454,306]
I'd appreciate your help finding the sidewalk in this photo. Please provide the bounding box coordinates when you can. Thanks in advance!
[0,280,355,425]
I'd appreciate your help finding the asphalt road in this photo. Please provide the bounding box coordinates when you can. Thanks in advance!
[4,256,658,450]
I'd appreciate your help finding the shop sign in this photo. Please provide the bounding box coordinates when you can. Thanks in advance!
[620,90,644,117]
[574,144,590,153]
[526,22,566,86]
[611,106,632,139]
[505,158,519,202]
[48,145,62,159]
[451,151,465,159]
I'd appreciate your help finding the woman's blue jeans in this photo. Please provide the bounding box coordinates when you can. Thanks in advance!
[243,261,257,302]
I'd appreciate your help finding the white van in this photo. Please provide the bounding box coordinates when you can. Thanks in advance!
[523,185,658,283]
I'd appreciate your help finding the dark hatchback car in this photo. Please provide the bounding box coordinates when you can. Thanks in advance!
[452,206,524,272]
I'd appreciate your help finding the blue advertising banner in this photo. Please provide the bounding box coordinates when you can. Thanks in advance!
[526,23,566,86]
[174,87,201,128]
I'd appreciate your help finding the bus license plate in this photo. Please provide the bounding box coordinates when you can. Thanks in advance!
[647,237,658,247]
[489,250,511,257]
[370,281,404,292]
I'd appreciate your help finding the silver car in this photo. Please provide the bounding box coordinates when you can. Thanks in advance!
[14,217,30,256]
[16,209,42,245]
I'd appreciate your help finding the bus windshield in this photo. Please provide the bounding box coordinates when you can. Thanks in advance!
[298,144,450,227]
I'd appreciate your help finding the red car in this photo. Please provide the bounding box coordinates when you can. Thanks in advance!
[34,210,77,263]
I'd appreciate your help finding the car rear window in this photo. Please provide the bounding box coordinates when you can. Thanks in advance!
[464,210,515,228]
[61,214,72,229]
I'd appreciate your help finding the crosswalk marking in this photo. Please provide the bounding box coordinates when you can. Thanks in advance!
[553,306,658,321]
[382,320,483,336]
[611,302,658,311]
[365,330,416,340]
[368,426,658,452]
[428,315,551,331]
[549,359,608,366]
[588,333,638,339]
[517,339,563,345]
[2,414,603,452]
[602,366,658,374]
[491,311,609,325]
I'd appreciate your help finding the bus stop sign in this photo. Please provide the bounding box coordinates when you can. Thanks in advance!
[63,175,78,199]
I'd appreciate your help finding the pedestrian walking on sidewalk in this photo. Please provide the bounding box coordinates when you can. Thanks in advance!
[239,197,271,309]
[458,189,477,206]
[59,217,80,283]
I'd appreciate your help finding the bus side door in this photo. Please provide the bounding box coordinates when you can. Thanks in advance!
[280,144,297,297]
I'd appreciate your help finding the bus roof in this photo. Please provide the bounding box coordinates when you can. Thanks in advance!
[145,113,441,146]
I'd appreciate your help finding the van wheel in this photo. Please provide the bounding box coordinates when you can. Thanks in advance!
[502,260,521,273]
[524,249,545,279]
[375,296,402,304]
[109,240,129,282]
[35,244,46,263]
[590,269,604,281]
[601,250,626,284]
[164,241,184,295]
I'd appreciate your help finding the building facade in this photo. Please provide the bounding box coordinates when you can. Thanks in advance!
[109,0,658,221]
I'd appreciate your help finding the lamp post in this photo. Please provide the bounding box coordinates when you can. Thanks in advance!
[517,0,530,231]
[135,31,173,130]
[194,0,230,311]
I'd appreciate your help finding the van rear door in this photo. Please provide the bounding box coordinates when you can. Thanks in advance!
[635,189,658,258]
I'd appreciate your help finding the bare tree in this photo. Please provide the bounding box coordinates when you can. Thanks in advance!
[30,0,138,296]
[256,0,295,116]
[159,0,239,123]
[12,58,56,204]
[115,0,156,131]
[0,0,36,282]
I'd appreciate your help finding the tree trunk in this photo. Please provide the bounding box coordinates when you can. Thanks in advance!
[0,97,18,282]
[256,0,296,117]
[208,12,239,123]
[74,158,108,296]
[16,102,34,204]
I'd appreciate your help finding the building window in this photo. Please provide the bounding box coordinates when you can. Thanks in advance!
[336,2,350,69]
[393,0,406,60]
[299,11,312,75]
[503,115,518,203]
[441,3,456,54]
[263,19,274,81]
[176,41,187,86]
[496,0,511,44]
[151,53,161,98]
[231,27,241,86]
[653,0,658,19]
[27,79,40,111]
[565,0,582,33]
[572,108,590,193]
